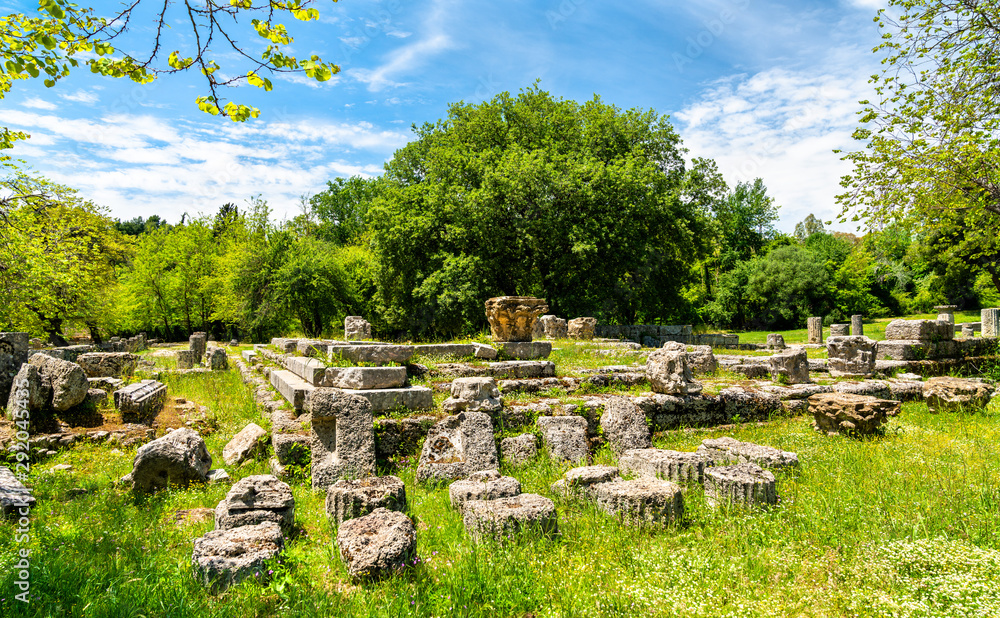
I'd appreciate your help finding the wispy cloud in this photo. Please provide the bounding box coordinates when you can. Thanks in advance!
[20,97,58,111]
[675,48,877,233]
[59,89,101,104]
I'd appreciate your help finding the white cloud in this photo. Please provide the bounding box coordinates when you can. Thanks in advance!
[59,89,101,104]
[20,97,58,111]
[675,50,878,233]
[6,110,409,224]
[349,0,455,92]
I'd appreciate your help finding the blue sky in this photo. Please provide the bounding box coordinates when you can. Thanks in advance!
[2,0,887,232]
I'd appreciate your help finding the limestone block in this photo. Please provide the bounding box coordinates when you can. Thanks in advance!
[646,349,702,395]
[485,296,548,342]
[808,392,900,436]
[28,354,88,412]
[768,348,810,384]
[205,347,228,371]
[567,317,597,340]
[76,352,139,378]
[340,386,434,414]
[272,432,310,465]
[830,324,849,337]
[5,363,49,418]
[0,466,35,517]
[884,319,954,342]
[296,339,332,358]
[344,316,372,341]
[442,377,503,414]
[704,462,777,507]
[214,475,295,533]
[697,437,799,470]
[125,428,212,492]
[462,493,558,542]
[500,433,538,466]
[766,334,785,349]
[807,317,823,344]
[851,315,864,336]
[309,389,376,489]
[177,350,196,369]
[962,324,976,338]
[618,449,716,484]
[0,332,29,404]
[687,345,718,374]
[599,396,651,455]
[328,345,414,365]
[192,522,283,590]
[934,305,957,324]
[269,369,315,411]
[326,476,406,525]
[321,366,407,390]
[537,315,568,339]
[270,338,298,353]
[284,356,327,385]
[591,478,684,525]
[241,349,258,363]
[537,415,589,463]
[923,377,994,413]
[336,508,416,579]
[416,412,498,483]
[222,423,267,466]
[113,380,167,418]
[448,470,521,509]
[189,332,207,361]
[487,361,556,379]
[832,380,891,400]
[499,341,552,360]
[982,308,1000,338]
[826,336,877,378]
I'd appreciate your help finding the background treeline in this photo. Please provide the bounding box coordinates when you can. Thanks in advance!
[2,87,998,343]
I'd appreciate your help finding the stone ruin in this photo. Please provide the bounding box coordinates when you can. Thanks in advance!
[533,315,568,339]
[827,336,877,378]
[309,389,376,490]
[807,317,823,344]
[344,316,372,341]
[646,344,702,395]
[485,296,548,343]
[416,412,499,482]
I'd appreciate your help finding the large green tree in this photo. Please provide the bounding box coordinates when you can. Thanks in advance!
[838,0,1000,295]
[367,86,713,338]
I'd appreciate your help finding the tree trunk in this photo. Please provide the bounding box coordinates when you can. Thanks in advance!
[86,322,103,345]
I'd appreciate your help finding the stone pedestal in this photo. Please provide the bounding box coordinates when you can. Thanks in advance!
[962,324,975,338]
[309,389,376,490]
[830,324,849,337]
[189,332,207,362]
[935,305,958,324]
[982,308,1000,338]
[807,317,823,344]
[827,336,876,378]
[484,297,548,343]
[851,315,864,336]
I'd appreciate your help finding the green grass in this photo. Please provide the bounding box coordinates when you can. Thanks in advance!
[732,310,984,345]
[4,345,1000,616]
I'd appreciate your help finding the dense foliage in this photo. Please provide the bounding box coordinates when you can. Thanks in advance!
[3,85,999,343]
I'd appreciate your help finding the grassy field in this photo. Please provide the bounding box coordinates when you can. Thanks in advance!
[2,344,1000,617]
[733,310,983,345]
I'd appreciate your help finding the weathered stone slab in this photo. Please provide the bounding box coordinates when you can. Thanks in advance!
[412,343,497,359]
[284,356,326,385]
[687,345,718,374]
[214,475,295,533]
[618,449,716,484]
[768,348,810,384]
[832,380,891,400]
[568,317,597,340]
[177,350,196,369]
[876,339,959,361]
[205,347,228,370]
[591,478,684,525]
[309,389,376,489]
[697,437,799,470]
[192,522,283,591]
[442,377,503,414]
[114,380,167,418]
[704,462,777,508]
[449,470,521,509]
[321,366,407,390]
[499,341,552,360]
[241,349,258,363]
[342,386,433,414]
[600,396,651,455]
[272,432,310,465]
[296,340,330,358]
[808,392,900,436]
[487,361,555,379]
[923,377,994,413]
[6,363,49,418]
[500,433,538,466]
[647,348,702,395]
[0,466,35,517]
[124,428,212,492]
[76,352,139,378]
[537,415,589,463]
[807,317,823,344]
[328,345,414,365]
[827,336,877,377]
[536,315,568,339]
[982,308,1000,338]
[222,423,268,466]
[462,493,558,541]
[884,319,953,342]
[830,324,849,337]
[766,334,785,349]
[344,316,372,341]
[189,332,207,361]
[416,412,498,483]
[337,508,416,579]
[28,354,88,412]
[0,332,29,404]
[270,338,298,354]
[326,476,406,525]
[269,369,315,411]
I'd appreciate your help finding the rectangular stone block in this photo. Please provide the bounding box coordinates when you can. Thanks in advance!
[876,340,959,361]
[270,338,298,354]
[272,432,310,465]
[342,386,434,414]
[884,319,954,342]
[486,361,556,379]
[296,340,331,357]
[983,308,1000,338]
[321,366,407,390]
[807,317,823,344]
[0,466,35,517]
[411,343,496,359]
[113,380,167,417]
[284,356,327,385]
[308,388,376,489]
[176,350,196,369]
[241,349,258,362]
[328,345,414,365]
[269,369,315,411]
[499,341,552,360]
